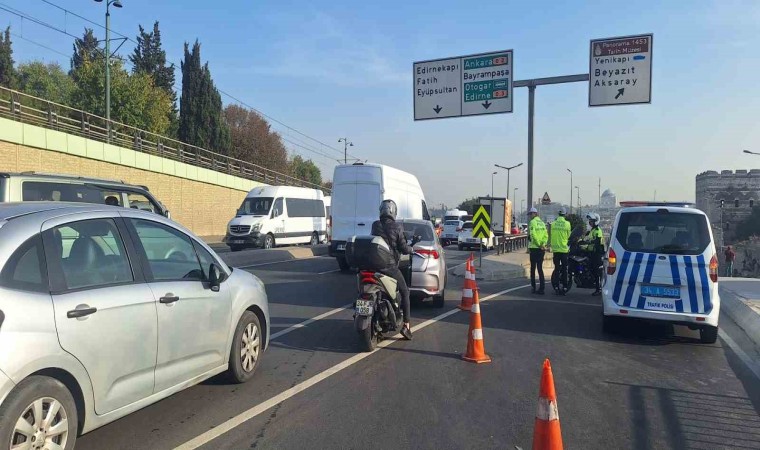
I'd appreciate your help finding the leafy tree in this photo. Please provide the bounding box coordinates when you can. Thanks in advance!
[17,62,75,105]
[224,104,289,174]
[130,22,176,113]
[72,59,173,135]
[179,40,230,153]
[735,207,760,242]
[290,155,322,186]
[457,197,480,214]
[0,26,15,88]
[71,28,101,76]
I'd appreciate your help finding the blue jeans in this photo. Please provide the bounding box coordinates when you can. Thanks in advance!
[725,261,734,277]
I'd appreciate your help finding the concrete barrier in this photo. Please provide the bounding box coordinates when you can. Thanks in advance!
[719,279,760,349]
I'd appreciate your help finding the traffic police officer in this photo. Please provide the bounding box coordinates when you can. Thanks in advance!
[550,208,571,295]
[528,207,548,294]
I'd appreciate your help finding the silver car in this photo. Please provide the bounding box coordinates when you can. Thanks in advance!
[400,219,447,308]
[0,203,269,449]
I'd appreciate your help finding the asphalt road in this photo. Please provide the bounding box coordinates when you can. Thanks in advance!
[75,246,760,450]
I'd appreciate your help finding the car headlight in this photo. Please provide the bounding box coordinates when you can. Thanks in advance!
[252,223,262,232]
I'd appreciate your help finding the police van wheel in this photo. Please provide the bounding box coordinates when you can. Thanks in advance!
[700,326,718,344]
[602,315,617,334]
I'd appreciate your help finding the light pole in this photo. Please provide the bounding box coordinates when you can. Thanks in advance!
[521,199,525,224]
[744,149,759,156]
[567,168,573,215]
[575,186,581,217]
[338,138,353,164]
[495,162,523,205]
[94,0,122,138]
[513,187,518,227]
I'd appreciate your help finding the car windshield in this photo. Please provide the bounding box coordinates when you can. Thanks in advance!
[444,220,460,226]
[239,197,273,215]
[402,222,435,241]
[615,211,710,255]
[443,215,460,221]
[462,222,474,230]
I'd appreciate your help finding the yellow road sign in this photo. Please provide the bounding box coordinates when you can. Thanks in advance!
[472,206,491,239]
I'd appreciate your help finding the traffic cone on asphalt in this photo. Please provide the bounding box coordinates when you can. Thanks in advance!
[458,257,476,310]
[462,288,491,363]
[532,359,563,450]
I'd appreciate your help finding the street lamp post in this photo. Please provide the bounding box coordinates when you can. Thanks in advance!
[495,162,523,205]
[94,0,122,139]
[567,168,573,215]
[575,186,581,217]
[338,138,353,164]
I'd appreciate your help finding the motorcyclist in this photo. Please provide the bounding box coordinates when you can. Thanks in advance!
[550,208,571,295]
[371,199,414,340]
[580,212,605,296]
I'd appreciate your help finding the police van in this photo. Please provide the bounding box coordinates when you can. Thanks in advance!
[602,202,720,343]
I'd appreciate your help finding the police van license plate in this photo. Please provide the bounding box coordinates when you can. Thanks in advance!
[355,299,373,316]
[641,285,681,299]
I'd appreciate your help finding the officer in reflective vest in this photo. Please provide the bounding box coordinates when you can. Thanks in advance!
[528,207,548,294]
[550,208,571,295]
[581,212,605,296]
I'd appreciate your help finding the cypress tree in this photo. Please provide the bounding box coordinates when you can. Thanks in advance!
[71,28,101,75]
[0,26,15,88]
[130,22,177,110]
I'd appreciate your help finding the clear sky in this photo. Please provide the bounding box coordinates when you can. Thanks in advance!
[3,0,759,211]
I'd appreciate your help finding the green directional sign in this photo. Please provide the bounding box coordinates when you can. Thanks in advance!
[472,206,491,239]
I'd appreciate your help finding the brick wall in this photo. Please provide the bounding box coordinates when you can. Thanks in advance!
[0,140,248,237]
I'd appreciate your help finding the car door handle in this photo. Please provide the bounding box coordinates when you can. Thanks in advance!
[159,294,180,304]
[357,223,366,226]
[67,307,97,319]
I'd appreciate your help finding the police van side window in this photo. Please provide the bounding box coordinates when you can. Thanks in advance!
[615,212,710,255]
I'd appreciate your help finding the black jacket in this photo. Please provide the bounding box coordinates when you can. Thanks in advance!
[371,217,413,266]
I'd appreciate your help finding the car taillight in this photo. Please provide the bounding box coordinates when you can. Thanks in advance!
[709,254,718,282]
[607,248,617,275]
[417,249,439,259]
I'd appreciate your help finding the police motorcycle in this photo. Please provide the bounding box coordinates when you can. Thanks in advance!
[345,234,422,352]
[553,225,598,293]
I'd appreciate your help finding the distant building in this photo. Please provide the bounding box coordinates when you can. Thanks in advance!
[599,189,617,209]
[696,169,760,244]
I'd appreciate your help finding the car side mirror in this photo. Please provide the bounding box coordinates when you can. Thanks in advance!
[209,263,228,292]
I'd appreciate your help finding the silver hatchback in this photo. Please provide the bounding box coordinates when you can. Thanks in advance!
[400,219,447,308]
[0,203,269,449]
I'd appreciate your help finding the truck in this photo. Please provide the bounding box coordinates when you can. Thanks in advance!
[477,197,513,235]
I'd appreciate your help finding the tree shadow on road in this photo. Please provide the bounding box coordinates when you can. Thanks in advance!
[605,380,760,450]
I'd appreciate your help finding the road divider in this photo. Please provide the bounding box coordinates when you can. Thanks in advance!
[174,284,531,450]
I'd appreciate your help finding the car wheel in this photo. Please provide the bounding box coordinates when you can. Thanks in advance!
[700,325,718,344]
[310,232,319,246]
[0,376,78,450]
[337,255,350,272]
[227,311,263,383]
[263,234,275,249]
[457,244,463,251]
[432,291,445,308]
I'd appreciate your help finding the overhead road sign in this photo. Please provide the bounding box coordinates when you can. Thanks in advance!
[472,206,491,239]
[413,50,513,120]
[589,34,653,107]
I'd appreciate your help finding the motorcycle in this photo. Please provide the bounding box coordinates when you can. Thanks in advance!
[348,234,421,352]
[552,226,600,294]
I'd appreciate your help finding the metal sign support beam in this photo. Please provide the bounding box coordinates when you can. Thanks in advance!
[513,73,589,213]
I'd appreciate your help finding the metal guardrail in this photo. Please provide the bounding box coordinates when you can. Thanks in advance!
[0,86,327,191]
[495,234,529,254]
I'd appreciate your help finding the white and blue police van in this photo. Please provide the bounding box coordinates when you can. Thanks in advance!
[602,202,720,343]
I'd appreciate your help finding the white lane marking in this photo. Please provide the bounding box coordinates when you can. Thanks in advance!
[318,269,341,275]
[718,329,760,381]
[447,262,466,273]
[270,323,304,329]
[500,298,601,308]
[237,256,329,269]
[269,304,353,341]
[174,284,530,450]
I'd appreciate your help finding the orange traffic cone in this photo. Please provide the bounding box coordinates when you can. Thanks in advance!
[532,359,563,450]
[458,257,476,310]
[462,288,491,363]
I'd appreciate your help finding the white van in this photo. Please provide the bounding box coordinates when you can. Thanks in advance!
[602,203,720,343]
[329,163,430,270]
[224,186,327,251]
[324,195,332,242]
[441,209,468,245]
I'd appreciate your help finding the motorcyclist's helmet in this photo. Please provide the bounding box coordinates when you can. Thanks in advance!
[586,212,601,225]
[379,199,397,220]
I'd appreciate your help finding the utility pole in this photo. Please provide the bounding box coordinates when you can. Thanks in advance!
[495,162,523,206]
[94,0,123,141]
[598,177,601,207]
[567,168,573,215]
[338,138,353,164]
